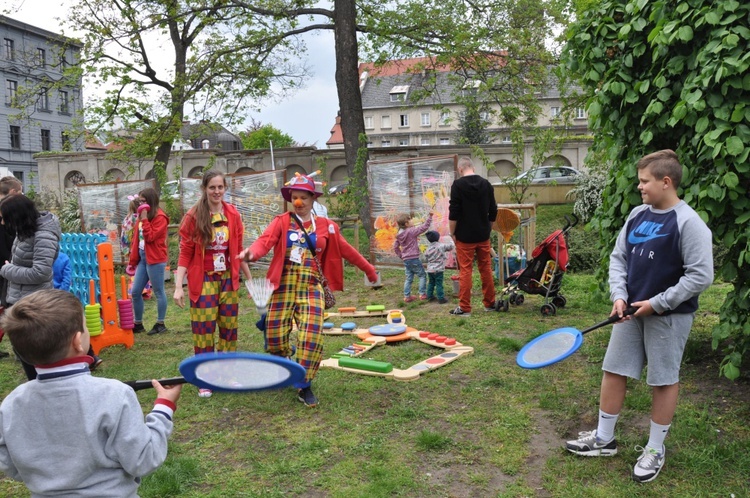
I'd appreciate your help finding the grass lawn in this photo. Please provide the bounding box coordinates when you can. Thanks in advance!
[1,215,748,497]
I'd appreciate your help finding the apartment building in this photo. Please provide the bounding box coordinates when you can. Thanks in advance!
[358,57,590,149]
[0,15,83,190]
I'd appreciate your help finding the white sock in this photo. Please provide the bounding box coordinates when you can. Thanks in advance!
[646,420,670,454]
[596,409,619,442]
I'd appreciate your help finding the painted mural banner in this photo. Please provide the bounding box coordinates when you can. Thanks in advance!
[367,155,457,267]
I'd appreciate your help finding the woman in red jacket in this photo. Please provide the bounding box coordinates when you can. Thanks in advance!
[239,174,379,407]
[129,187,169,336]
[173,171,251,398]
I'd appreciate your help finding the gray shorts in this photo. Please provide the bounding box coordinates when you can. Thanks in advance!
[602,312,694,386]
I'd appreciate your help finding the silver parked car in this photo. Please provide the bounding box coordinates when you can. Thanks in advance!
[495,166,580,185]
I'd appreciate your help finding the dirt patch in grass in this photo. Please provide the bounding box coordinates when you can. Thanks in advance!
[524,411,560,498]
[420,459,515,497]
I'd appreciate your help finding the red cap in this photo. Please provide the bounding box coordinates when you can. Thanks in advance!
[281,174,322,202]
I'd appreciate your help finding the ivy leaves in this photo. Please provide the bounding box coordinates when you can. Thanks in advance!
[564,0,750,379]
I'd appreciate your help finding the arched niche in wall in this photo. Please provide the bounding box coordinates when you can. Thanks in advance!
[187,166,205,178]
[542,155,572,167]
[64,170,86,188]
[104,168,126,181]
[490,160,516,181]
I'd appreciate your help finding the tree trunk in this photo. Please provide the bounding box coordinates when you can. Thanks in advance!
[333,0,371,237]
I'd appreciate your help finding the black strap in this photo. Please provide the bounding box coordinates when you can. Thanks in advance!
[290,213,328,286]
[290,213,316,254]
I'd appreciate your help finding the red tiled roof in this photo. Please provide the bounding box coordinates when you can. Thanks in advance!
[358,52,508,77]
[358,56,450,77]
[326,115,344,146]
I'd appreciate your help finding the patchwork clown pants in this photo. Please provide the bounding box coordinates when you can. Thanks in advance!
[189,271,239,354]
[265,255,324,388]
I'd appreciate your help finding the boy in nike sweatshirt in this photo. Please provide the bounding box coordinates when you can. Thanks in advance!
[565,149,713,483]
[0,290,182,497]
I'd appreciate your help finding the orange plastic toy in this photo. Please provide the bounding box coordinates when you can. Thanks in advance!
[89,242,134,355]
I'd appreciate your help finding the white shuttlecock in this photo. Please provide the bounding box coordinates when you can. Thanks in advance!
[245,277,275,315]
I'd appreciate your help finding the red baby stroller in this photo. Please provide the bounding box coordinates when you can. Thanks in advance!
[495,214,578,316]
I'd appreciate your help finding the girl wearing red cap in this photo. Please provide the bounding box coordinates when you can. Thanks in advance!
[174,170,252,398]
[239,174,379,407]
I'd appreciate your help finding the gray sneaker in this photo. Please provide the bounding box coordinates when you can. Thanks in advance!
[632,445,665,483]
[449,306,470,317]
[565,430,618,456]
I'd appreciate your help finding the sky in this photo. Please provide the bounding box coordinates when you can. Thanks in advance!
[6,0,341,147]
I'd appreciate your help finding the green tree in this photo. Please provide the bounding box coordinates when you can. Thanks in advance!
[564,0,750,379]
[232,0,572,234]
[457,99,492,145]
[238,124,296,150]
[66,0,306,181]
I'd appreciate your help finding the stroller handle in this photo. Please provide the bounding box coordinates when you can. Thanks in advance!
[563,213,579,231]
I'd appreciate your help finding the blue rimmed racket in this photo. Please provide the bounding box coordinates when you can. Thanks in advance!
[124,352,305,392]
[516,307,637,369]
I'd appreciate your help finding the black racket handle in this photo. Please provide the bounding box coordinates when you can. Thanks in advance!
[581,306,638,335]
[123,377,188,391]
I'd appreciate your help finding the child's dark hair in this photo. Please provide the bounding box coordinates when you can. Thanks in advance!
[0,194,40,240]
[637,149,683,189]
[396,213,411,229]
[425,230,440,243]
[0,290,84,365]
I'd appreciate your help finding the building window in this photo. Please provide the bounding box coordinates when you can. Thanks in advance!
[364,116,373,129]
[381,140,391,147]
[439,138,450,145]
[575,107,586,119]
[10,126,21,149]
[13,171,23,185]
[502,135,512,143]
[399,138,408,146]
[421,112,430,126]
[399,114,409,127]
[61,131,70,151]
[5,80,18,106]
[389,85,409,103]
[420,137,430,146]
[37,48,46,67]
[366,141,373,147]
[38,88,50,111]
[41,129,51,151]
[381,115,391,129]
[4,39,14,60]
[439,111,450,125]
[550,106,560,118]
[59,90,70,114]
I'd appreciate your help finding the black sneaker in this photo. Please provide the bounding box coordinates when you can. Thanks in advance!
[449,306,470,317]
[0,350,9,359]
[297,387,318,407]
[132,323,145,334]
[437,298,449,304]
[90,355,103,371]
[147,323,168,336]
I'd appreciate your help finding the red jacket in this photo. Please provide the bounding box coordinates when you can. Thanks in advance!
[249,213,377,291]
[178,202,244,303]
[128,209,169,266]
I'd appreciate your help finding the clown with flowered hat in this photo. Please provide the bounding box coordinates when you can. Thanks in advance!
[239,173,379,407]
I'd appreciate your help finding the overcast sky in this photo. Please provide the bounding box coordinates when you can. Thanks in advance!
[7,0,341,147]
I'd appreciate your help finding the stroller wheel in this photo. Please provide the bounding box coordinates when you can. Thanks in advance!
[494,299,504,312]
[552,295,567,308]
[514,294,525,305]
[541,303,557,317]
[502,298,510,312]
[509,292,517,305]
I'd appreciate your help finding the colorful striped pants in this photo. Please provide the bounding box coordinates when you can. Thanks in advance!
[265,255,324,388]
[189,271,239,354]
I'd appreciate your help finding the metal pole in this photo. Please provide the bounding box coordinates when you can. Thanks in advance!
[270,140,275,170]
